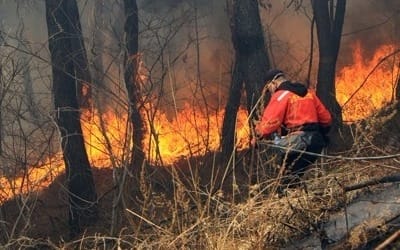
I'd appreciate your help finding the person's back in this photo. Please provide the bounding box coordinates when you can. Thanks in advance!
[254,69,332,188]
[282,89,331,132]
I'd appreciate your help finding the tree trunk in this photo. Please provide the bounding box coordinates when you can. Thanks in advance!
[396,70,400,100]
[221,0,270,158]
[123,0,146,173]
[92,0,106,89]
[64,0,93,109]
[221,60,244,158]
[312,0,347,149]
[0,64,2,155]
[45,0,98,238]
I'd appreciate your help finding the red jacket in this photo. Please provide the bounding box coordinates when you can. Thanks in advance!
[255,82,332,137]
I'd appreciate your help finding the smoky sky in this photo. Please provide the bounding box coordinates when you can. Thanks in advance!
[140,0,210,13]
[1,0,399,104]
[340,0,400,64]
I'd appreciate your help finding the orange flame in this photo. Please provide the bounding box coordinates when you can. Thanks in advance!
[145,104,250,164]
[2,42,398,204]
[0,155,64,203]
[336,42,399,122]
[80,104,250,166]
[0,105,250,203]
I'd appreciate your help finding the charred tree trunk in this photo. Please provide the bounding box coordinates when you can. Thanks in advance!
[92,0,106,89]
[312,0,346,149]
[221,60,244,159]
[0,64,2,155]
[123,0,146,173]
[64,0,93,109]
[221,0,270,158]
[396,71,400,100]
[45,0,98,238]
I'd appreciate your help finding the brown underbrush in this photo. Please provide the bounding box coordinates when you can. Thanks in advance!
[1,103,399,249]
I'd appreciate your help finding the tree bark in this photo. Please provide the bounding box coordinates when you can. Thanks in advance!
[64,0,93,109]
[92,0,106,89]
[0,64,2,155]
[396,71,400,100]
[123,0,146,173]
[312,0,346,149]
[221,0,270,158]
[45,0,98,238]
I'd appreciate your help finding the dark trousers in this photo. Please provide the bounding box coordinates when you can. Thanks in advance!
[277,133,325,188]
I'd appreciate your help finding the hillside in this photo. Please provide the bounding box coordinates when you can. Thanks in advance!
[1,103,399,249]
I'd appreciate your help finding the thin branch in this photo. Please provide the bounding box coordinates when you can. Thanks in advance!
[375,229,400,250]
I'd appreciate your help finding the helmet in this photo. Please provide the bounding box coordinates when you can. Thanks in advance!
[264,69,284,83]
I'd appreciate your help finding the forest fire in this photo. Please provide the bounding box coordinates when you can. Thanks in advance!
[0,106,250,203]
[82,104,250,166]
[336,42,399,122]
[145,104,250,163]
[0,42,398,204]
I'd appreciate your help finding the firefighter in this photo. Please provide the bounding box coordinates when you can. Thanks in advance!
[253,69,332,189]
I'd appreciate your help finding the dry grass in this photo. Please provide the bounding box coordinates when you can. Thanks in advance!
[1,105,399,249]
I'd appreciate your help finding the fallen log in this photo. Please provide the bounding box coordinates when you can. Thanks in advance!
[344,174,400,192]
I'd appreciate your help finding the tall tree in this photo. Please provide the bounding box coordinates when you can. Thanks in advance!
[66,0,93,109]
[0,63,2,155]
[45,0,97,238]
[221,0,270,158]
[92,0,106,89]
[123,0,146,173]
[397,78,400,101]
[311,0,346,142]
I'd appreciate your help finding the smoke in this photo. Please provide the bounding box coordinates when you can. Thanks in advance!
[140,0,186,11]
[257,0,400,80]
[1,0,398,110]
[340,0,400,65]
[138,0,233,110]
[138,0,400,105]
[259,1,312,79]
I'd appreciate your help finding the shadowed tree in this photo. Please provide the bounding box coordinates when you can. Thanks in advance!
[311,0,346,148]
[221,0,270,159]
[0,63,2,155]
[45,0,97,238]
[123,0,146,175]
[397,70,400,100]
[105,1,148,234]
[92,0,107,90]
[65,0,93,109]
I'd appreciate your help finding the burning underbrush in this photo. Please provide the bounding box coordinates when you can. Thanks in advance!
[1,110,399,249]
[1,112,399,249]
[0,42,399,248]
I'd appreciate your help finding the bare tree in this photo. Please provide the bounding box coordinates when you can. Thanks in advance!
[221,0,270,158]
[0,63,3,155]
[396,65,400,100]
[311,0,346,145]
[67,0,93,109]
[92,0,106,89]
[123,0,146,173]
[45,0,97,238]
